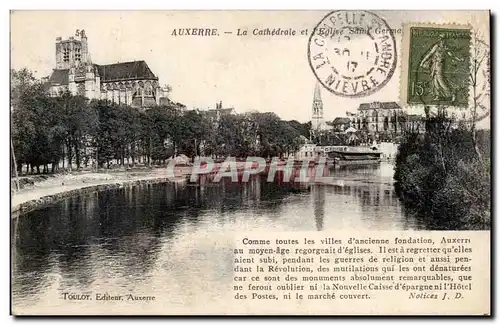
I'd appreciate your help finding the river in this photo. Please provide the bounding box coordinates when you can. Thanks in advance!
[11,162,427,314]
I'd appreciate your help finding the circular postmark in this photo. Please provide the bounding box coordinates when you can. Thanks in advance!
[308,10,397,98]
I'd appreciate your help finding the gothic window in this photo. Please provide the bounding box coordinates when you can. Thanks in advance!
[63,48,70,62]
[145,84,153,96]
[362,118,368,130]
[136,87,143,96]
[75,48,81,62]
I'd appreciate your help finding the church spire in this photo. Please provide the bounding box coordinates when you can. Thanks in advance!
[311,81,324,131]
[313,81,322,102]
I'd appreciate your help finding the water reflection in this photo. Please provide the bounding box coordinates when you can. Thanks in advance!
[12,162,422,312]
[312,185,325,231]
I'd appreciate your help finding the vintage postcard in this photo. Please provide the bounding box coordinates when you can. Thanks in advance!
[10,10,491,316]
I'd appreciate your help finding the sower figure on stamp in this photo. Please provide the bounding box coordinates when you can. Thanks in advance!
[419,35,464,102]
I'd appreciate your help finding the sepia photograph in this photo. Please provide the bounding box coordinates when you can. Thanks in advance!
[10,10,491,316]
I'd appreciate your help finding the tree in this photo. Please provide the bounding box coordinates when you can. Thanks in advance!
[178,109,212,159]
[468,30,490,158]
[55,92,97,170]
[11,69,64,173]
[214,114,245,157]
[286,120,311,139]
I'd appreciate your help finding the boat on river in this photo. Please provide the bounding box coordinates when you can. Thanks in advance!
[326,142,382,166]
[293,140,382,166]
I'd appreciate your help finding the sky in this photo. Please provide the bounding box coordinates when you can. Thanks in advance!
[10,10,490,127]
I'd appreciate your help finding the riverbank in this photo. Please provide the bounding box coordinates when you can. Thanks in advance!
[12,160,396,216]
[11,160,268,215]
[11,166,195,216]
[394,124,490,230]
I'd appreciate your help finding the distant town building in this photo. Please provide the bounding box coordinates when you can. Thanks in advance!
[350,101,403,133]
[44,30,168,109]
[295,136,319,160]
[405,114,426,133]
[306,84,428,141]
[344,101,426,136]
[329,117,351,132]
[205,101,236,121]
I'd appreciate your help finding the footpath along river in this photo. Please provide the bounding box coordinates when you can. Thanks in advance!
[11,162,428,314]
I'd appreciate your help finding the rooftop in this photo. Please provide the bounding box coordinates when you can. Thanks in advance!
[331,117,351,125]
[47,60,158,86]
[48,69,69,85]
[358,102,401,110]
[97,60,158,82]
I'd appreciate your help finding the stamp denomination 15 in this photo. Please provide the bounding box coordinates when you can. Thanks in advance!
[308,10,397,98]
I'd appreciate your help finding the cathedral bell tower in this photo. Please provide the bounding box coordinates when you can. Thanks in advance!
[61,30,99,99]
[55,29,89,70]
[311,82,325,131]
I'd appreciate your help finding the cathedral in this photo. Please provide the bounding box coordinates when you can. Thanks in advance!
[44,30,168,108]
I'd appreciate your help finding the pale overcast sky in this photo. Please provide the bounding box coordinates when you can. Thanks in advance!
[10,10,490,127]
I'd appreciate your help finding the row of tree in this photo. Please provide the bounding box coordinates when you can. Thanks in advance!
[11,69,311,174]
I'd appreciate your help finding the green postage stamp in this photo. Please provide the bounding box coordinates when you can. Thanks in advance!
[402,24,471,107]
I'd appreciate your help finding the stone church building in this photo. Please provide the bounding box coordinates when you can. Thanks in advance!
[45,30,167,108]
[351,101,404,133]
